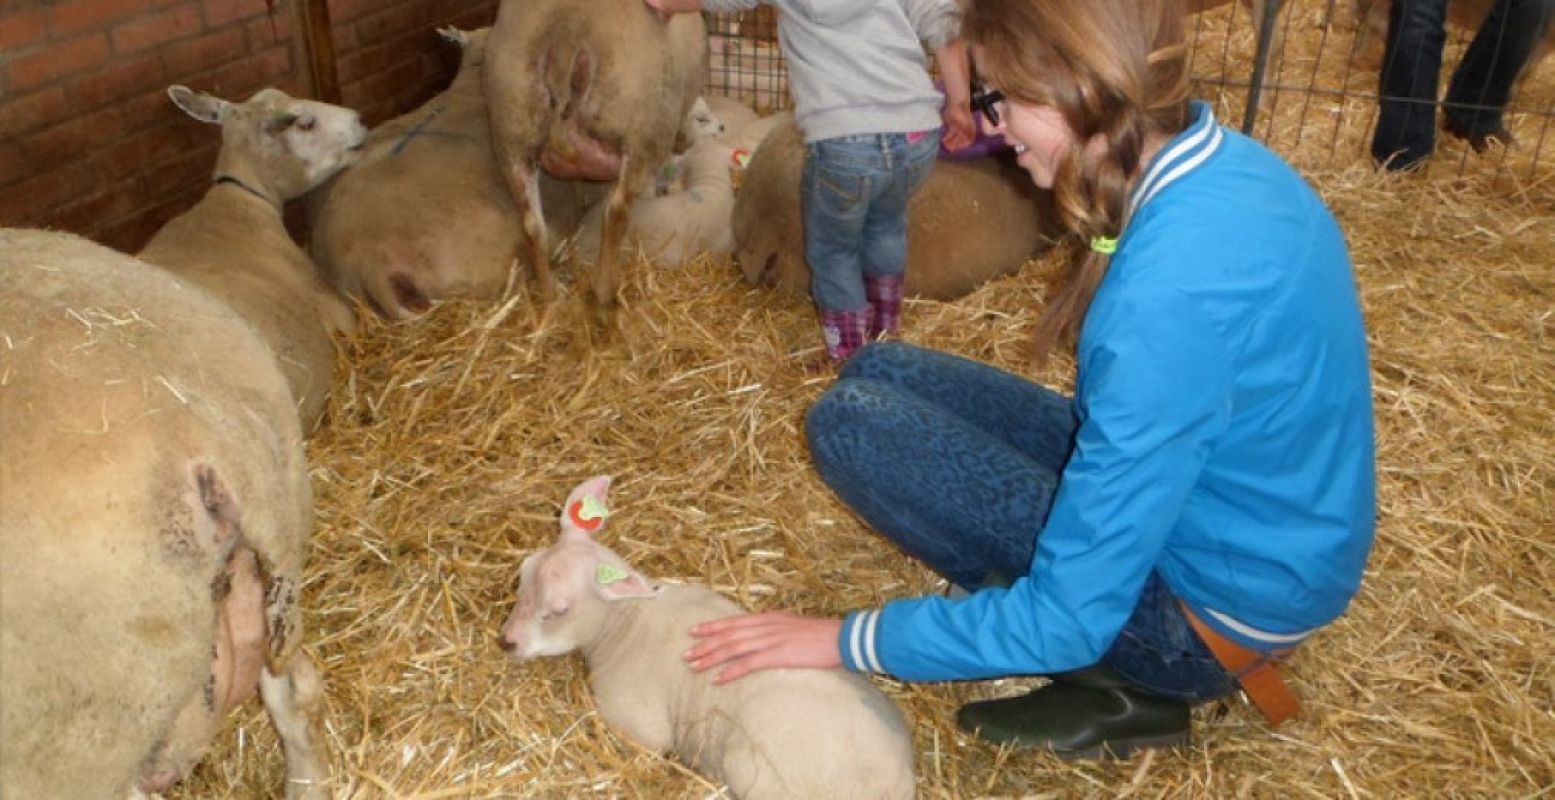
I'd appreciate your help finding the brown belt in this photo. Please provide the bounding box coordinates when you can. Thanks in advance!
[1180,602,1302,726]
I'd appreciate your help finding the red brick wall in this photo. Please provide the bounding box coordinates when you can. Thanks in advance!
[332,0,497,127]
[0,0,497,252]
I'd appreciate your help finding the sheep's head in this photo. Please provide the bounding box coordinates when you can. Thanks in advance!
[498,476,660,660]
[731,118,808,294]
[168,85,368,202]
[683,97,725,142]
[437,25,492,72]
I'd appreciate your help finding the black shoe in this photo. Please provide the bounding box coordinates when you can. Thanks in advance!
[1443,115,1516,154]
[956,677,1190,760]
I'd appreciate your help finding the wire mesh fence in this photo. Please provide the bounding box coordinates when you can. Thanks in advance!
[703,0,1555,186]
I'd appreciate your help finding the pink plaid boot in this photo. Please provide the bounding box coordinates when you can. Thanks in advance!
[819,308,871,364]
[864,274,904,340]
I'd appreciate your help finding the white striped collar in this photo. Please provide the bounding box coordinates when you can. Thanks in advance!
[1126,100,1224,220]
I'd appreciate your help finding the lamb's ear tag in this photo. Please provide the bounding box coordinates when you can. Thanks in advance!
[731,149,752,169]
[568,496,608,532]
[596,563,631,586]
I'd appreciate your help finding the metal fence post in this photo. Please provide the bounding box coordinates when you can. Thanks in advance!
[1242,0,1286,133]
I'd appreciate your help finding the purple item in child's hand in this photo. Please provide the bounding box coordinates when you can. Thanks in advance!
[940,125,1012,160]
[937,80,1013,161]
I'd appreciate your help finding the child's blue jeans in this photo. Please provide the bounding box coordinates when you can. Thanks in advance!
[805,342,1236,702]
[801,130,940,313]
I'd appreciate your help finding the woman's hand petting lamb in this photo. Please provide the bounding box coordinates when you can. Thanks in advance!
[685,612,844,683]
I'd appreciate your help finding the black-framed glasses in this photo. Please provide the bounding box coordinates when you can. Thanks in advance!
[971,86,1005,128]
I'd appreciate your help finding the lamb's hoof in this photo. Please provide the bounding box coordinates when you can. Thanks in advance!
[574,289,618,343]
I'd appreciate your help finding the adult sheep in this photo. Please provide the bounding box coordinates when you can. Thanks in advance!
[138,85,365,433]
[484,0,708,322]
[0,229,327,799]
[309,27,610,320]
[732,117,1055,302]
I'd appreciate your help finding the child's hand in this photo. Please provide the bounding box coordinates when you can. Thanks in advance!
[942,102,976,152]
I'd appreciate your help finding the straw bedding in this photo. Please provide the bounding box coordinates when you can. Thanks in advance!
[168,2,1552,797]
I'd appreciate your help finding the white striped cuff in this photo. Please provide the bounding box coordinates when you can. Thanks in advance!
[1202,606,1315,647]
[842,609,886,674]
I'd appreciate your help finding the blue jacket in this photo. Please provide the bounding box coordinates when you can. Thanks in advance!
[838,102,1376,681]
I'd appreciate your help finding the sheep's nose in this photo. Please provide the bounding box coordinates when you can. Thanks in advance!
[499,636,518,653]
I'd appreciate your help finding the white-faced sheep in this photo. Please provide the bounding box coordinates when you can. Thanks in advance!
[137,85,365,433]
[499,476,916,800]
[0,229,327,799]
[309,27,611,320]
[483,0,708,321]
[654,96,729,195]
[702,95,759,141]
[732,117,1055,302]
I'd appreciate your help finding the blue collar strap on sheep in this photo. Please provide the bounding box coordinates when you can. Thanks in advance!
[391,104,447,157]
[215,175,277,209]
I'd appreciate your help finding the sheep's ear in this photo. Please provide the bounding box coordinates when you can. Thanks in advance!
[436,26,469,47]
[559,475,612,539]
[591,560,660,602]
[168,85,228,125]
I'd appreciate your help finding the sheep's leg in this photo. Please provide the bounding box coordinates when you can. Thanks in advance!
[259,651,330,800]
[493,126,555,302]
[515,165,555,302]
[590,152,634,324]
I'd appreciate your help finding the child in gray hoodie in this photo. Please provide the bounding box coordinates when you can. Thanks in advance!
[647,0,975,363]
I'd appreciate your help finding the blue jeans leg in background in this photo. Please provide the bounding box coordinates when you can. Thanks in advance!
[1374,0,1450,168]
[1444,0,1555,139]
[806,342,1233,701]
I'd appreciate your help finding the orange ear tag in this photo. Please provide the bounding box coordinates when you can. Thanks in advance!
[569,496,608,532]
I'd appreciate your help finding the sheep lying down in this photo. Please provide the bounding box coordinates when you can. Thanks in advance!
[572,138,745,268]
[501,476,915,800]
[733,116,1056,302]
[0,229,326,799]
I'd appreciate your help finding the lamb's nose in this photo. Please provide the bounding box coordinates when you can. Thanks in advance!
[499,637,517,653]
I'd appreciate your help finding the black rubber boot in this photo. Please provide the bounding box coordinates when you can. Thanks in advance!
[956,666,1191,759]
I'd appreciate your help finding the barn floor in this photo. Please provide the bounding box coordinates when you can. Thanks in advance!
[169,3,1552,797]
[167,159,1554,799]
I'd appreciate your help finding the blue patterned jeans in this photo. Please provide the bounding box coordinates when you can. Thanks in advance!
[805,342,1235,702]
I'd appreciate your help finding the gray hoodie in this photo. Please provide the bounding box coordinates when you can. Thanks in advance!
[702,0,960,142]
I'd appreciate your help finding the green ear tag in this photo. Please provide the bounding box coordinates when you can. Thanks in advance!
[596,563,630,585]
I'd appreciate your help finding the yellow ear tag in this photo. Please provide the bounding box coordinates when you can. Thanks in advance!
[596,563,631,586]
[1089,236,1118,255]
